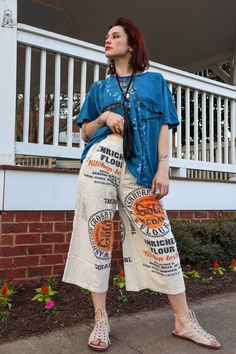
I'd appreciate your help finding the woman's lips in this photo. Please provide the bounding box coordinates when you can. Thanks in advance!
[105,47,112,51]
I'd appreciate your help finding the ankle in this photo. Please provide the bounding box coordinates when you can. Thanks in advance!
[94,308,108,322]
[174,310,192,330]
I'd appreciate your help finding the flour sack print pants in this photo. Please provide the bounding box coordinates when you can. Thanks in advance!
[62,134,185,294]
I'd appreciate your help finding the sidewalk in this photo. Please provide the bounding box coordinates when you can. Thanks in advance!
[0,292,235,354]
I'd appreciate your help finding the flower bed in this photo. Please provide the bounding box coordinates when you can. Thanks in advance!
[1,260,236,344]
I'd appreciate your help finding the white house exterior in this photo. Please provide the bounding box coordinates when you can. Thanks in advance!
[0,0,236,212]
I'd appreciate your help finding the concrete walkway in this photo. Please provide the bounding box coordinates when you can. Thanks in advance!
[0,292,235,354]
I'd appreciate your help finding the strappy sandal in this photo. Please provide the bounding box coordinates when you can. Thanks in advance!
[88,309,110,351]
[172,310,221,350]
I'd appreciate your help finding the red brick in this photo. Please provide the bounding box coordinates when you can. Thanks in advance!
[13,256,39,267]
[222,211,235,218]
[0,257,13,268]
[179,211,194,219]
[40,254,64,265]
[1,246,27,257]
[111,259,122,270]
[52,264,65,275]
[2,212,15,222]
[6,268,27,279]
[29,223,53,233]
[41,233,64,243]
[2,223,28,234]
[65,234,72,243]
[114,230,122,241]
[167,211,180,219]
[113,220,121,231]
[208,211,222,219]
[194,211,208,219]
[15,212,41,222]
[1,234,14,246]
[113,240,122,250]
[113,210,120,220]
[112,249,123,259]
[15,233,40,244]
[66,212,74,221]
[28,266,52,277]
[54,244,69,254]
[54,222,72,232]
[27,244,52,255]
[42,212,65,221]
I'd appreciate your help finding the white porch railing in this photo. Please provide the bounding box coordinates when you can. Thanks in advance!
[15,24,236,177]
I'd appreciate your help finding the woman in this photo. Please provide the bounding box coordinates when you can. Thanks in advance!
[63,17,221,351]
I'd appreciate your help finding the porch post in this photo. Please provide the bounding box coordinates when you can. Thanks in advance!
[0,0,17,165]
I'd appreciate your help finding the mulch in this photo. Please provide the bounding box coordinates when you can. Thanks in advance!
[0,269,236,344]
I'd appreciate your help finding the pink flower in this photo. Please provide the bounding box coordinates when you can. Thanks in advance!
[45,300,54,310]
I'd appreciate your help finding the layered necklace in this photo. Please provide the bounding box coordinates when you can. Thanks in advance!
[115,71,136,160]
[115,72,135,100]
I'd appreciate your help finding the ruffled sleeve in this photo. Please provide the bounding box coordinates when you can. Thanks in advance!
[76,82,99,127]
[161,76,180,129]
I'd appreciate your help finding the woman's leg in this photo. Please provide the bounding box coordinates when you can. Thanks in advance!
[168,292,188,331]
[91,291,107,310]
[89,292,108,349]
[168,292,221,348]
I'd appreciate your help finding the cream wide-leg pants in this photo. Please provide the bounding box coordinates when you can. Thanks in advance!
[62,134,185,294]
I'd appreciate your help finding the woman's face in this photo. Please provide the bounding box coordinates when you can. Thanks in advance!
[105,25,132,59]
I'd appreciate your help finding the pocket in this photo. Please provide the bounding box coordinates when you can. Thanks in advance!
[140,97,162,120]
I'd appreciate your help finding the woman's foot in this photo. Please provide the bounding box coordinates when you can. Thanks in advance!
[173,310,221,350]
[88,309,110,351]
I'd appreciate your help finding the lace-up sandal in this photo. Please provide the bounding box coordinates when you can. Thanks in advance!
[88,309,110,351]
[172,310,221,350]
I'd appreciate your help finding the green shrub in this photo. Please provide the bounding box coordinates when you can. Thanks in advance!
[170,216,236,267]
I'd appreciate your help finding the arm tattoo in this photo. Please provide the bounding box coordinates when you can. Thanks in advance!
[82,125,90,142]
[96,116,105,126]
[159,154,168,162]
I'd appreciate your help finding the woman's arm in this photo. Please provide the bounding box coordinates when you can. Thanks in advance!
[81,111,125,142]
[150,124,170,198]
[81,113,108,142]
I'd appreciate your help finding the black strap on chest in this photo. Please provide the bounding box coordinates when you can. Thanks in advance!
[115,72,135,160]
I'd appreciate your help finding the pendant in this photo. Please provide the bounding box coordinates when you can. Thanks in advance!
[126,93,130,99]
[120,80,127,89]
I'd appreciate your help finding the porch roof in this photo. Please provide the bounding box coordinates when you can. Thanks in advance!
[19,0,236,73]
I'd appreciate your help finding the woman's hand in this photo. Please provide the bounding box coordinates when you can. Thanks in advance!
[105,111,124,135]
[150,169,169,199]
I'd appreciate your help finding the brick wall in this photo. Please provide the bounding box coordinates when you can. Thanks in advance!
[0,210,235,283]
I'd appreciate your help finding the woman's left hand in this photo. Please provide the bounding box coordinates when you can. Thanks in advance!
[150,170,169,199]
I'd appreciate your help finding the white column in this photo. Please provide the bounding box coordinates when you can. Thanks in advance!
[0,0,17,165]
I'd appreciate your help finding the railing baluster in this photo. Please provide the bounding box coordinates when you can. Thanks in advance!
[23,46,31,143]
[217,96,222,163]
[202,92,207,161]
[67,57,74,147]
[168,82,173,157]
[224,98,229,164]
[209,94,214,162]
[185,88,190,159]
[194,90,198,160]
[38,49,47,144]
[53,53,61,146]
[80,61,87,106]
[230,99,236,164]
[94,64,99,82]
[176,85,182,159]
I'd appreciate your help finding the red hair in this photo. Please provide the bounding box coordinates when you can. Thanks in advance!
[107,17,149,74]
